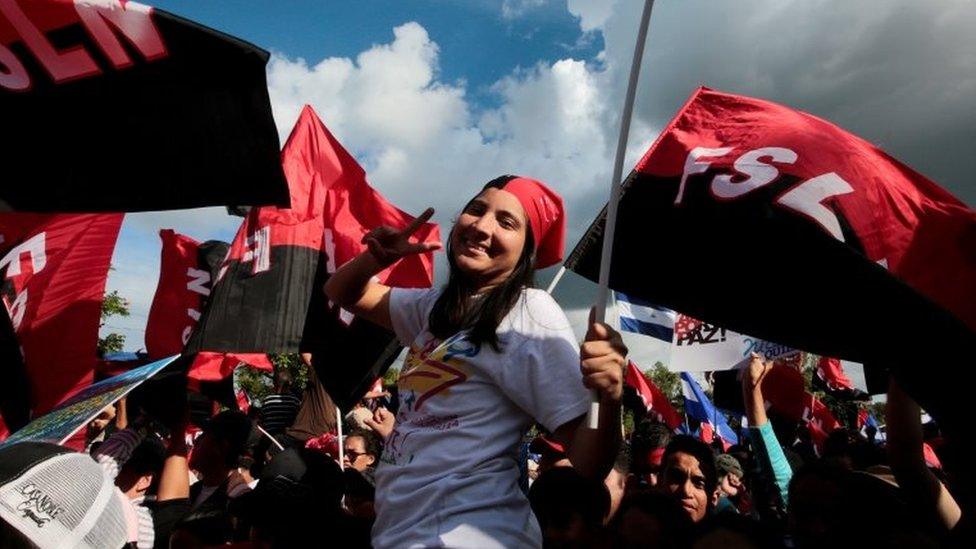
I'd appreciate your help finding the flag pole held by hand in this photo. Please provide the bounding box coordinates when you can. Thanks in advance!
[588,0,656,429]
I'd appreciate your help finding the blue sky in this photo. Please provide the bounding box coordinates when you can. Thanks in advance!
[102,0,975,384]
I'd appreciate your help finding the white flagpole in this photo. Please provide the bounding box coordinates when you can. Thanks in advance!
[545,266,567,295]
[587,0,657,429]
[336,405,345,470]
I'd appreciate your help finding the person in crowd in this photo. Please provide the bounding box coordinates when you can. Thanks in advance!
[611,491,693,549]
[164,409,254,546]
[343,428,381,473]
[631,420,672,488]
[604,443,631,524]
[741,353,792,516]
[530,433,572,474]
[529,466,610,548]
[714,453,744,515]
[229,446,346,546]
[283,353,339,447]
[257,367,300,438]
[325,175,628,548]
[656,435,717,524]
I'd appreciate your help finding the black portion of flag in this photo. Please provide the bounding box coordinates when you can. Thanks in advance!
[185,245,318,354]
[302,279,401,411]
[1,10,288,212]
[0,311,30,432]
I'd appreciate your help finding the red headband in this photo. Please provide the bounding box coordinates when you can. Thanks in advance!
[500,176,566,269]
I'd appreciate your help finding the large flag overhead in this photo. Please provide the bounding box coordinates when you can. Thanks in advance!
[0,213,122,437]
[680,372,738,448]
[0,0,288,212]
[185,105,439,408]
[567,87,976,431]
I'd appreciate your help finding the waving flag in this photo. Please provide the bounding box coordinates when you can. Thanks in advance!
[566,87,976,433]
[185,106,438,408]
[1,0,288,212]
[617,292,674,342]
[625,361,681,430]
[813,356,868,400]
[0,213,122,437]
[680,372,738,448]
[145,230,228,358]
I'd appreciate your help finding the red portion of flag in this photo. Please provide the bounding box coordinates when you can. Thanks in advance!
[922,442,942,469]
[287,104,439,288]
[145,230,209,358]
[624,361,682,430]
[190,352,272,383]
[1,214,123,418]
[815,356,856,392]
[756,363,841,448]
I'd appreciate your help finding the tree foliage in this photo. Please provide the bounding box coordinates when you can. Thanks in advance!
[97,289,130,355]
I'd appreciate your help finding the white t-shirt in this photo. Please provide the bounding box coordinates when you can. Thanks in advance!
[372,287,591,549]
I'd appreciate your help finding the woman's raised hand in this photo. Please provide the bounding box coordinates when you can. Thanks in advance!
[362,207,442,267]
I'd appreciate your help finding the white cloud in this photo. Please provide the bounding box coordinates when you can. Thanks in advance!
[267,21,616,282]
[567,0,618,32]
[501,0,548,20]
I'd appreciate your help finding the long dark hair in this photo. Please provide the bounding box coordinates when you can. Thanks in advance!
[428,175,536,352]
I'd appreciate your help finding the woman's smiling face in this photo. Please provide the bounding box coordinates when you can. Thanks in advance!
[451,187,529,291]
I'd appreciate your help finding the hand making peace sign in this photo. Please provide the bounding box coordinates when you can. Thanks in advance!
[362,207,443,267]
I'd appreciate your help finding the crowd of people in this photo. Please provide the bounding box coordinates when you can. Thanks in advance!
[0,176,969,548]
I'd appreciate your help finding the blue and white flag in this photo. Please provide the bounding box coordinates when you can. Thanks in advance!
[616,292,676,343]
[680,372,738,448]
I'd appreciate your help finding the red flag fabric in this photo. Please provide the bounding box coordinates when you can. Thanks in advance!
[145,230,229,358]
[0,214,122,438]
[189,352,272,383]
[813,356,855,391]
[624,361,682,430]
[758,364,841,447]
[566,86,976,435]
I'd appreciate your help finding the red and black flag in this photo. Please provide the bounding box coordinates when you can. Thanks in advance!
[566,87,976,435]
[143,228,272,383]
[0,213,122,438]
[185,106,438,408]
[0,0,288,211]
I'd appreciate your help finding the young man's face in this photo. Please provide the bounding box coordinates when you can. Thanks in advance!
[659,451,711,522]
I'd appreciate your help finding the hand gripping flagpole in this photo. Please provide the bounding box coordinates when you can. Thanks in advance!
[587,0,657,429]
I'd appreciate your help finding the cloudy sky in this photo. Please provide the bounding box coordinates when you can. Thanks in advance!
[105,0,975,374]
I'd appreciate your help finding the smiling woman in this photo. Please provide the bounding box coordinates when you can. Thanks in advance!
[324,174,628,548]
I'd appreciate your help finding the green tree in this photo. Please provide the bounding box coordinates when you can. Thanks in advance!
[645,362,683,409]
[97,290,130,355]
[236,354,309,404]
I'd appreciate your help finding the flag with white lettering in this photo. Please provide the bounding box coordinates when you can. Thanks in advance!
[0,0,288,211]
[145,229,228,358]
[0,213,122,438]
[566,87,976,432]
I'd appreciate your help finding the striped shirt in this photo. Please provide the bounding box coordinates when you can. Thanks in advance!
[259,393,301,434]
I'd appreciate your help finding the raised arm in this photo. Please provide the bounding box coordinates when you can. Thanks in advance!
[886,377,961,531]
[324,207,441,330]
[554,308,626,480]
[742,353,792,507]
